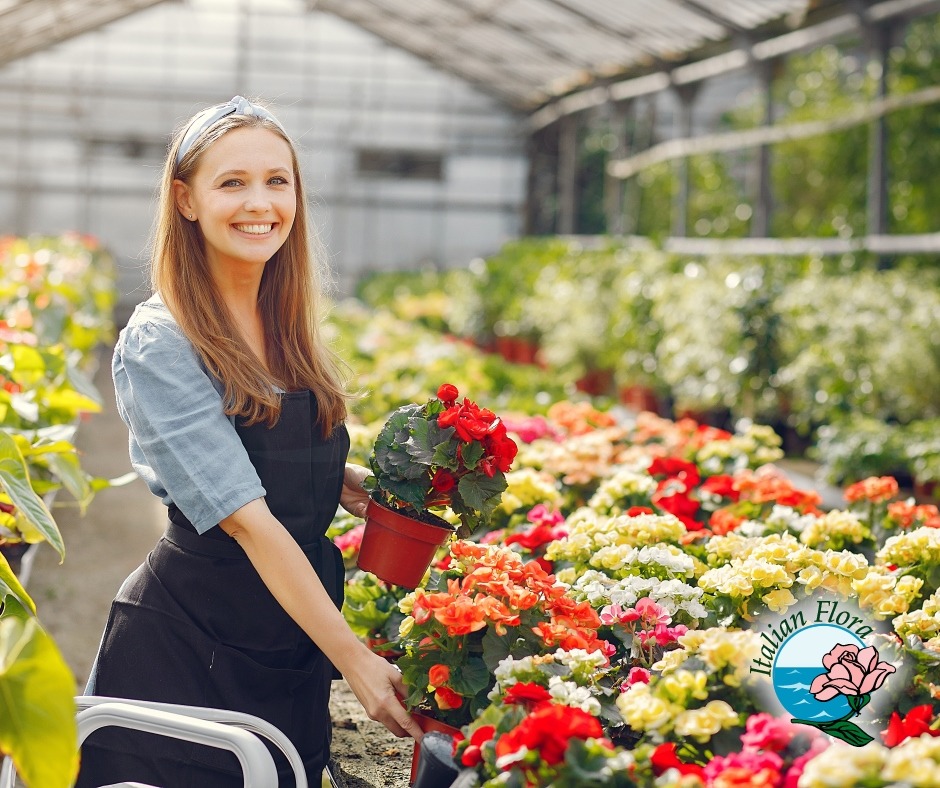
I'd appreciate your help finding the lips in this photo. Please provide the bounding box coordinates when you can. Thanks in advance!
[233,223,274,234]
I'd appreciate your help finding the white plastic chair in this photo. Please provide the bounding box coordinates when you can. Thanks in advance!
[0,696,318,788]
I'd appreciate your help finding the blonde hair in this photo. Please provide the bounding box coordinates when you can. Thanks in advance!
[151,105,348,434]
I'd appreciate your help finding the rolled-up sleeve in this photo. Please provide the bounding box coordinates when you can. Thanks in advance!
[112,316,266,534]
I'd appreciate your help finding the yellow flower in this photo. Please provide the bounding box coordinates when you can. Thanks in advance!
[800,510,867,549]
[616,684,682,733]
[658,670,709,706]
[797,742,886,788]
[883,735,940,787]
[672,701,739,743]
[796,564,826,592]
[398,616,415,637]
[762,588,797,612]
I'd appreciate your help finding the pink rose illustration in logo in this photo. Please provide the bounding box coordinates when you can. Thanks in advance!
[809,644,896,701]
[791,642,897,747]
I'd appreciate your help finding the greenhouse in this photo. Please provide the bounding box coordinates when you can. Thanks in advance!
[1,1,939,787]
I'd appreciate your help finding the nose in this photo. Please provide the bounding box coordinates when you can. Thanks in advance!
[243,185,272,213]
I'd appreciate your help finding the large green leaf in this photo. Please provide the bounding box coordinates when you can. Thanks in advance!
[448,656,490,698]
[457,472,507,512]
[0,616,78,788]
[0,552,36,616]
[41,451,92,512]
[0,431,65,559]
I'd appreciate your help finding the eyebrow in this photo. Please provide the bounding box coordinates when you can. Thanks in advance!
[215,167,290,178]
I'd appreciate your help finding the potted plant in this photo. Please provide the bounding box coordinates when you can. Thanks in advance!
[392,540,613,782]
[357,383,519,588]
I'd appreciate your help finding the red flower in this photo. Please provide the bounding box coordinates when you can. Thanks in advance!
[700,474,741,501]
[434,686,464,710]
[650,743,704,778]
[438,399,499,442]
[626,505,654,516]
[495,704,603,767]
[460,725,496,767]
[648,456,701,489]
[437,383,459,405]
[504,682,552,707]
[431,468,456,492]
[652,488,701,529]
[882,704,940,747]
[483,421,518,473]
[428,663,451,688]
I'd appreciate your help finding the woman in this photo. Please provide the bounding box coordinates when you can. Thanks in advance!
[77,96,421,787]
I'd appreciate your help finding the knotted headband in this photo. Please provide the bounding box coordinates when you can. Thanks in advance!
[175,96,285,167]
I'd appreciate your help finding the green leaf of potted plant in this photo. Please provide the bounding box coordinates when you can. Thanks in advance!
[357,383,518,588]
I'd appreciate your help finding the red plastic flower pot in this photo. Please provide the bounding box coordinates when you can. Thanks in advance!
[356,498,454,589]
[409,713,462,786]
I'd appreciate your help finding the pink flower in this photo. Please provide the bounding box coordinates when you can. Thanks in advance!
[782,737,829,788]
[809,644,897,701]
[740,714,799,752]
[704,750,783,785]
[526,504,565,528]
[620,667,651,691]
[333,523,364,555]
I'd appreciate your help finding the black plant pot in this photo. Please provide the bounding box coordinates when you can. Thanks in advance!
[412,731,460,788]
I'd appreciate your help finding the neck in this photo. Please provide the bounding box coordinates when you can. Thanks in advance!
[207,259,269,370]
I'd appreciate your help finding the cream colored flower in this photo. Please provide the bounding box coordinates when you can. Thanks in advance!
[672,701,739,743]
[657,670,709,706]
[762,588,797,612]
[800,510,868,549]
[796,742,886,788]
[616,684,682,733]
[883,735,940,787]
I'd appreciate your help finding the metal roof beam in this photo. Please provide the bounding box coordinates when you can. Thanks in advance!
[441,0,597,70]
[671,0,749,34]
[311,0,535,108]
[528,0,940,129]
[0,0,171,67]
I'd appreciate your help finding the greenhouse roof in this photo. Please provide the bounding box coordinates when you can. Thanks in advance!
[3,0,939,115]
[310,0,813,109]
[0,0,166,65]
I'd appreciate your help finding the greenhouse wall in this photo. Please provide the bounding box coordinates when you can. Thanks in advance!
[0,0,527,316]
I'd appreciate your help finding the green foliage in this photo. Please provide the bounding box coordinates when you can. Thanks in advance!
[0,430,64,559]
[0,616,78,788]
[341,571,407,641]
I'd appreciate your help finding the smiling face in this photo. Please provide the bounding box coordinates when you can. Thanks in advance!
[173,125,297,276]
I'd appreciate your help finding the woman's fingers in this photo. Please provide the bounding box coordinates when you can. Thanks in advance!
[347,654,424,741]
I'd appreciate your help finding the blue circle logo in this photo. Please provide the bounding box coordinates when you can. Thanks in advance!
[772,623,864,722]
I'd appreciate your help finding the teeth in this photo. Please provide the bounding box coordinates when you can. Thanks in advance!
[234,224,273,234]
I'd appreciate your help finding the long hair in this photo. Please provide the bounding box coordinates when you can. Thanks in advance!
[151,106,348,434]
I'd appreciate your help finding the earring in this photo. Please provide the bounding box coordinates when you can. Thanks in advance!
[189,214,194,220]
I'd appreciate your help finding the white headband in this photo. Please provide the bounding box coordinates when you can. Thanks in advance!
[176,96,285,167]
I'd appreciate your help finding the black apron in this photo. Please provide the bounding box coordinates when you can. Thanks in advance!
[77,391,349,788]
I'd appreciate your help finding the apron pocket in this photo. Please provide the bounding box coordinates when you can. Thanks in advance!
[192,642,323,774]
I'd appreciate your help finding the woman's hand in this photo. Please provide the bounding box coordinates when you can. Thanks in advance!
[342,648,423,741]
[340,463,371,518]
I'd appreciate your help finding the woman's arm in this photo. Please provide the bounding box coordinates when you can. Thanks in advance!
[219,498,422,740]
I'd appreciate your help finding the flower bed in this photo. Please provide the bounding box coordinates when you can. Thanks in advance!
[331,365,940,784]
[352,239,940,491]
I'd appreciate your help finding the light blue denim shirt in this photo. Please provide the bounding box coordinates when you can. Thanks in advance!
[112,294,266,533]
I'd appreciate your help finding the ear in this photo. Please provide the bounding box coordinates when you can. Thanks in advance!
[172,179,195,220]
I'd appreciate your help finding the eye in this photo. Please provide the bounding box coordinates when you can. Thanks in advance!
[220,179,242,188]
[269,176,290,186]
